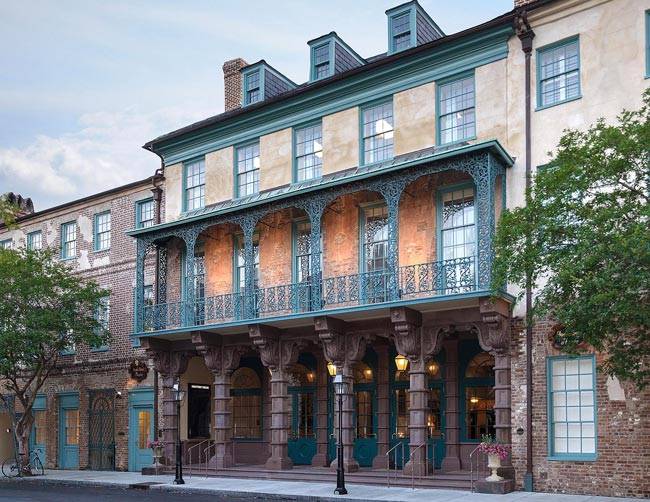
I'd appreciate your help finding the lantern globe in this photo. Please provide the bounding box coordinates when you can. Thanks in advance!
[394,354,409,372]
[327,361,337,377]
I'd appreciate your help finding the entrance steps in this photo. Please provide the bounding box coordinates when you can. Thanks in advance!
[183,464,473,490]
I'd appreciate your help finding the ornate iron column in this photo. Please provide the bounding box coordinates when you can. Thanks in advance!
[233,214,261,320]
[377,180,408,301]
[134,238,149,333]
[181,228,201,327]
[298,199,328,311]
[250,325,302,470]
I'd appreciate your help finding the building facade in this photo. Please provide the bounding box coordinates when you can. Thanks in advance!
[1,0,649,496]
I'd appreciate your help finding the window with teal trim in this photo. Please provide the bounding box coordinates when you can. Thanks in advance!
[548,356,596,459]
[245,70,261,105]
[0,239,12,250]
[438,75,475,144]
[192,243,206,325]
[362,101,393,165]
[313,44,330,80]
[537,38,580,108]
[236,142,260,197]
[295,123,322,182]
[184,158,205,211]
[361,204,389,303]
[136,199,154,228]
[61,222,76,259]
[92,296,110,351]
[231,366,262,439]
[391,12,411,52]
[27,230,42,251]
[441,186,475,261]
[93,211,111,251]
[293,220,312,312]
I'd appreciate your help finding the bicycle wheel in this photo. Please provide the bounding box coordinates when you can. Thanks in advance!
[1,458,19,478]
[31,456,44,476]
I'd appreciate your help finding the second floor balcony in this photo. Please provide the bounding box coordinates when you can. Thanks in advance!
[130,141,512,338]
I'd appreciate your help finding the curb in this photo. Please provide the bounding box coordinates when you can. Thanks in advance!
[0,476,379,502]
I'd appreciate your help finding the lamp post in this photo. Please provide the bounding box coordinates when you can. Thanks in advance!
[333,374,347,495]
[172,381,186,485]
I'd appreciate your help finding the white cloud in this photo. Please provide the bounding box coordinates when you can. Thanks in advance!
[0,107,204,210]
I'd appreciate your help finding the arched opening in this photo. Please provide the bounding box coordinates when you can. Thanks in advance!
[231,365,262,440]
[462,350,495,441]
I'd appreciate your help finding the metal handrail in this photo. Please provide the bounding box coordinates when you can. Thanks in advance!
[185,439,212,478]
[385,441,404,488]
[469,444,487,492]
[202,442,216,477]
[409,442,429,490]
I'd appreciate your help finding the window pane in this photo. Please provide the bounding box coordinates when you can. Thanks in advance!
[362,102,393,164]
[185,159,205,210]
[295,124,323,181]
[465,386,495,440]
[95,212,111,250]
[539,39,580,107]
[138,410,151,449]
[138,200,155,228]
[438,76,475,144]
[65,409,79,445]
[237,143,260,196]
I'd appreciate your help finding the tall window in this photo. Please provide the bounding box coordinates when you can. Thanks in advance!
[234,234,260,294]
[438,74,475,145]
[391,12,411,52]
[92,296,110,351]
[136,199,154,228]
[293,221,313,312]
[193,244,206,325]
[295,123,323,182]
[312,44,330,80]
[187,384,211,439]
[93,211,111,251]
[184,158,205,211]
[245,70,261,105]
[440,186,476,291]
[61,222,77,259]
[361,205,389,303]
[464,351,495,441]
[0,239,12,250]
[27,231,42,250]
[353,362,374,439]
[537,37,580,108]
[548,356,596,459]
[362,101,394,165]
[231,366,262,439]
[236,142,260,197]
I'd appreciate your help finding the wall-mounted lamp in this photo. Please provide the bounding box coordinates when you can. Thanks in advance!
[394,354,408,372]
[327,361,337,377]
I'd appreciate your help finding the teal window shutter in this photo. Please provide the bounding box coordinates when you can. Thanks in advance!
[537,36,581,109]
[547,355,597,461]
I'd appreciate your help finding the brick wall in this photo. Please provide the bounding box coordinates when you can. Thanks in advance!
[510,319,650,498]
[223,58,248,112]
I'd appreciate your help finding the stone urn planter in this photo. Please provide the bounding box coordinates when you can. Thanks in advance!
[476,435,509,482]
[486,453,504,482]
[152,445,164,467]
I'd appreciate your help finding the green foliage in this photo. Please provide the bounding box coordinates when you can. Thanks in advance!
[0,246,110,461]
[0,196,19,229]
[493,89,650,387]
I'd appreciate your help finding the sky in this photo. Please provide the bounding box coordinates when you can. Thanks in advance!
[0,0,513,211]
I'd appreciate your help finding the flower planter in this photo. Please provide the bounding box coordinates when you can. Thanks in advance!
[152,445,164,467]
[486,453,504,482]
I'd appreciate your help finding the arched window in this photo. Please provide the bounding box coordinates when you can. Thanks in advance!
[464,351,495,440]
[231,367,262,439]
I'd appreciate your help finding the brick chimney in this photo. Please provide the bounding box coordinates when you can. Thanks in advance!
[222,58,248,112]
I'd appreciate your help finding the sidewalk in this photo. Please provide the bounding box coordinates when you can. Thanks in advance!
[1,470,640,502]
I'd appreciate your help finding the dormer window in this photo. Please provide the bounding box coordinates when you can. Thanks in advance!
[241,61,297,107]
[386,1,444,55]
[245,70,261,105]
[313,44,331,80]
[391,12,412,52]
[308,32,364,83]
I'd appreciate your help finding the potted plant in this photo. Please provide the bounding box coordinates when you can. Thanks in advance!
[477,434,509,482]
[147,439,165,468]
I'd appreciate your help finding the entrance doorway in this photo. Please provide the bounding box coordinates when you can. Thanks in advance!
[88,390,115,470]
[288,354,317,465]
[128,388,154,472]
[352,349,377,467]
[58,393,79,469]
[29,395,46,467]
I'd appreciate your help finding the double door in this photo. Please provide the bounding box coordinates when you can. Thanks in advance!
[288,387,316,465]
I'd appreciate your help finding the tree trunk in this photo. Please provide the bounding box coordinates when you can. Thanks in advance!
[15,412,34,476]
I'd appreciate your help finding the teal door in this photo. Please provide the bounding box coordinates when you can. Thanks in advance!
[288,388,316,465]
[128,388,154,472]
[427,383,445,469]
[352,351,377,467]
[58,393,79,469]
[389,384,409,468]
[29,395,46,466]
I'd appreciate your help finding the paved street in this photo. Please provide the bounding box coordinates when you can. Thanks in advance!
[0,470,642,502]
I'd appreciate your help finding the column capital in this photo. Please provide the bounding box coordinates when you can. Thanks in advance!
[315,317,369,366]
[147,349,193,379]
[479,300,511,356]
[249,325,304,372]
[390,307,422,361]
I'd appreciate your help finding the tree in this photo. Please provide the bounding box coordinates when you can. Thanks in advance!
[0,247,110,473]
[492,89,650,387]
[0,196,18,228]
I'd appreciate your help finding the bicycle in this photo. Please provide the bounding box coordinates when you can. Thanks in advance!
[2,451,44,477]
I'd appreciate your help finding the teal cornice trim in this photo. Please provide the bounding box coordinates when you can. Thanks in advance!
[127,140,513,237]
[153,25,512,166]
[132,288,513,339]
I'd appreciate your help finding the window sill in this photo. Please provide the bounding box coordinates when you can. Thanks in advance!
[535,95,582,112]
[547,453,597,462]
[60,256,76,262]
[90,347,109,353]
[436,136,476,149]
[92,248,110,254]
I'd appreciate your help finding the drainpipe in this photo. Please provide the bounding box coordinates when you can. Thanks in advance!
[515,11,535,493]
[148,149,165,439]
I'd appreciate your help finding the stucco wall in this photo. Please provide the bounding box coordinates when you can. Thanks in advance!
[205,147,234,205]
[165,162,183,221]
[393,82,436,155]
[260,128,292,191]
[322,107,359,175]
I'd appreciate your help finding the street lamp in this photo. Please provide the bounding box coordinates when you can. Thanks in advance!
[172,381,186,485]
[333,374,347,495]
[327,361,337,377]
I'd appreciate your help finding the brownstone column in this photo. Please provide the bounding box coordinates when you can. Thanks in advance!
[193,334,246,469]
[146,346,192,465]
[315,316,369,473]
[372,344,390,469]
[441,337,461,472]
[312,352,329,467]
[479,298,514,479]
[250,325,302,470]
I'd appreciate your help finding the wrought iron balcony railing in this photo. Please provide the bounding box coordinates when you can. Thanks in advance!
[141,256,475,332]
